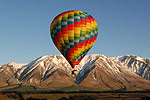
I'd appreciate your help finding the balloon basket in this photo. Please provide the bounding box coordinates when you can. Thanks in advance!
[72,70,78,75]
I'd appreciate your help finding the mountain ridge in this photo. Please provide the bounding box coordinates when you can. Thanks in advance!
[0,54,150,91]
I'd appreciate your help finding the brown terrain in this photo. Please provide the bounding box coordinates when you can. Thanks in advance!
[0,54,150,99]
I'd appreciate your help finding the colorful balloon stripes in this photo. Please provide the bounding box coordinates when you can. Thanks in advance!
[50,10,98,68]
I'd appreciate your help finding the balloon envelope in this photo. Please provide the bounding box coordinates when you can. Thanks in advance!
[50,10,98,68]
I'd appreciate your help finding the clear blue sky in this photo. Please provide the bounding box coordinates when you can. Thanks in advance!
[0,0,150,64]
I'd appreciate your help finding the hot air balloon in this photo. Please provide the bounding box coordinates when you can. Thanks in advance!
[50,10,98,69]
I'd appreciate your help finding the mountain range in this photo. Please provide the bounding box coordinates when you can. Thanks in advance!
[0,54,150,91]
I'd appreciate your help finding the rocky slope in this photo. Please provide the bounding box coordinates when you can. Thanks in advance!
[0,54,150,91]
[113,55,150,80]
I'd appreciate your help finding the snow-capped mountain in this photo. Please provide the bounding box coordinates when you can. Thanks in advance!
[114,55,150,80]
[0,54,150,91]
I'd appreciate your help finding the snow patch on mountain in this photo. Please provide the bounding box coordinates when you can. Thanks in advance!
[7,62,25,70]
